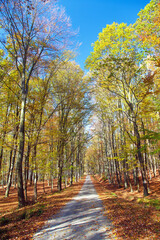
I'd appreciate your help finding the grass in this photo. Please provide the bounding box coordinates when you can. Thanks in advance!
[137,198,160,210]
[110,192,118,197]
[17,205,45,221]
[0,204,45,226]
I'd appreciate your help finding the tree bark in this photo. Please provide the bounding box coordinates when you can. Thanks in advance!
[33,144,38,202]
[5,128,19,197]
[133,120,149,196]
[24,141,31,201]
[57,141,64,191]
[0,105,9,172]
[70,139,75,186]
[16,92,26,207]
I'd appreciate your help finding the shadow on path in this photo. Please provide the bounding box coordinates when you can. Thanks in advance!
[34,175,115,240]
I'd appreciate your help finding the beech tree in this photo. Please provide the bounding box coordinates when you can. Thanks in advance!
[135,0,160,168]
[86,22,155,196]
[135,0,160,56]
[0,0,159,206]
[52,61,91,190]
[0,0,72,207]
[85,0,160,197]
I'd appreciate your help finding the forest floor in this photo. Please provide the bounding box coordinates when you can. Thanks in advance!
[92,174,160,240]
[0,177,85,239]
[0,175,160,239]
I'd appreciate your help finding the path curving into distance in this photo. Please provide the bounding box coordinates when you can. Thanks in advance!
[34,175,115,240]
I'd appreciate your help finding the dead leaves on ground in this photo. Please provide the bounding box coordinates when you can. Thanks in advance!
[0,178,85,240]
[91,175,160,240]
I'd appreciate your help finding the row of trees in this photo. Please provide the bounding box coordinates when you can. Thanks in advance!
[0,0,91,207]
[0,0,159,209]
[85,0,160,196]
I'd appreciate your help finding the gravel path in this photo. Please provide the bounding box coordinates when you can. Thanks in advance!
[34,175,115,240]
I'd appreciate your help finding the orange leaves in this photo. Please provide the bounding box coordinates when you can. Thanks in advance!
[92,175,160,240]
[0,177,86,239]
[136,0,160,50]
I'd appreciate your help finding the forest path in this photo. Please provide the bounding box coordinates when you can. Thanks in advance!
[33,175,115,240]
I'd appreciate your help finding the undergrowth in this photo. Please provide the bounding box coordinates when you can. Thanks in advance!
[137,198,160,210]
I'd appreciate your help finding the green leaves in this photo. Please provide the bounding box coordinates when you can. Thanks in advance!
[142,129,160,141]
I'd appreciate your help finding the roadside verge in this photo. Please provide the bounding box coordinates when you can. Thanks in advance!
[0,177,86,240]
[91,175,160,240]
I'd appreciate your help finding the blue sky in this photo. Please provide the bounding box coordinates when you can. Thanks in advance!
[59,0,150,70]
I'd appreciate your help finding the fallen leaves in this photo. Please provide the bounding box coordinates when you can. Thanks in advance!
[91,175,160,240]
[0,177,86,239]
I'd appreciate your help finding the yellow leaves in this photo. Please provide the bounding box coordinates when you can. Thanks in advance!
[94,22,136,60]
[135,0,160,50]
[0,49,4,57]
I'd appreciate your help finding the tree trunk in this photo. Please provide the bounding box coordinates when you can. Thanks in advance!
[133,120,149,196]
[7,150,13,184]
[70,161,74,186]
[30,170,33,186]
[33,144,38,202]
[51,175,54,192]
[24,142,31,201]
[5,133,18,197]
[34,171,37,202]
[123,159,128,189]
[16,93,27,207]
[0,105,9,172]
[57,142,64,191]
[76,145,80,183]
[70,139,75,186]
[111,126,122,187]
[104,137,111,183]
[57,166,63,191]
[43,176,45,193]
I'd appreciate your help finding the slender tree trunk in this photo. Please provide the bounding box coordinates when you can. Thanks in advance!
[104,140,111,183]
[123,159,128,189]
[148,140,154,179]
[16,92,27,207]
[141,119,150,192]
[24,141,31,201]
[5,131,18,197]
[14,173,17,189]
[43,176,45,193]
[34,171,37,202]
[7,150,13,184]
[152,156,157,177]
[57,141,64,191]
[0,105,10,172]
[30,170,33,186]
[127,172,133,192]
[111,127,122,187]
[51,175,54,192]
[50,135,54,192]
[76,142,80,182]
[133,120,149,196]
[0,138,5,173]
[33,144,38,202]
[57,165,63,191]
[70,139,75,186]
[132,154,140,191]
[70,162,74,186]
[5,104,19,197]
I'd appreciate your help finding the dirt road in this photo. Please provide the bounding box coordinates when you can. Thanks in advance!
[34,175,115,240]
